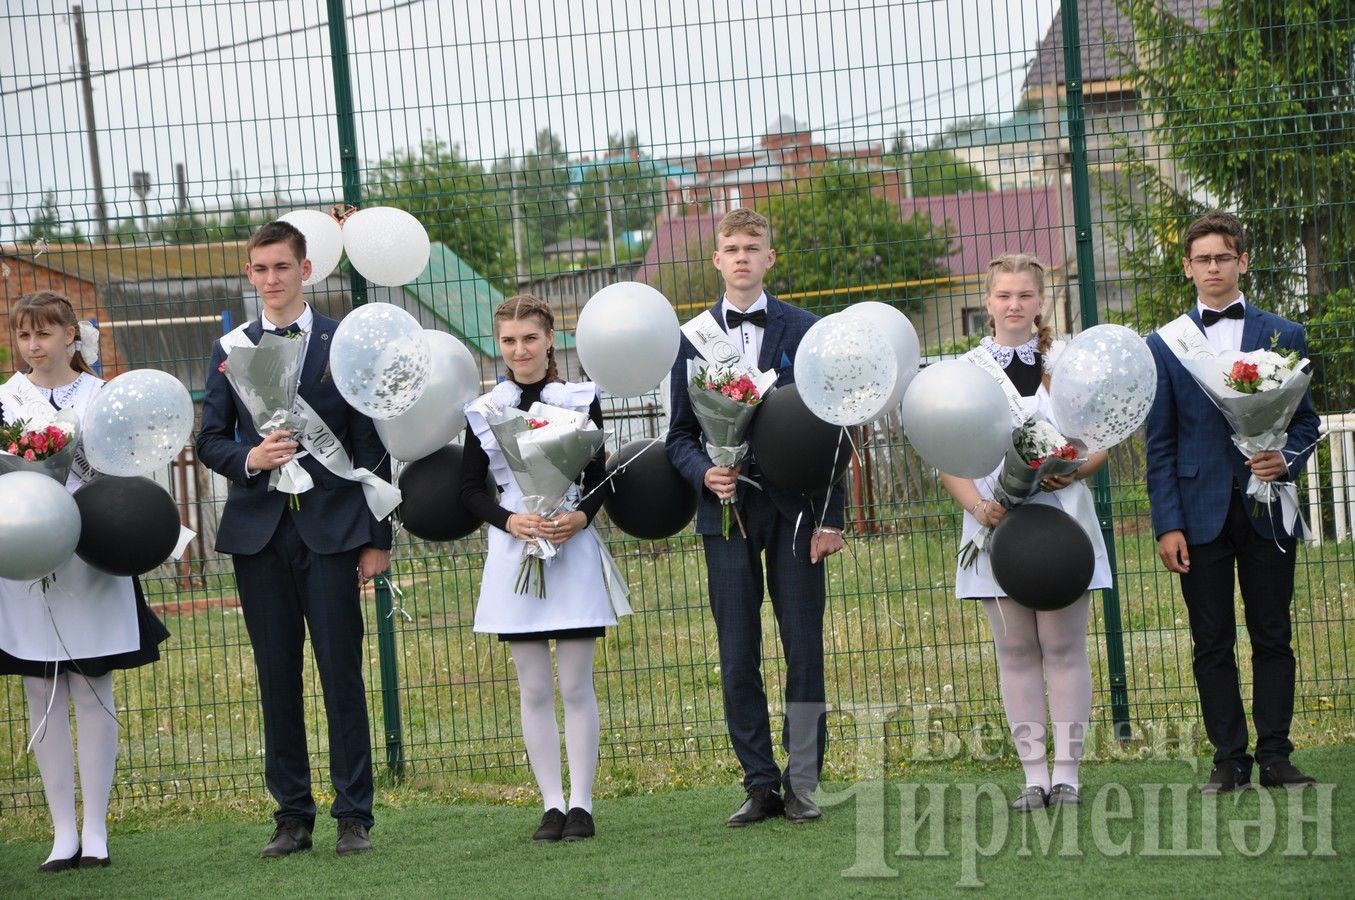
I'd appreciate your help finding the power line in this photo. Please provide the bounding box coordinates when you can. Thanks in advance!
[0,0,426,99]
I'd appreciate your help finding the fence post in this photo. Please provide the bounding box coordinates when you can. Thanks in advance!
[325,0,405,777]
[1059,0,1131,739]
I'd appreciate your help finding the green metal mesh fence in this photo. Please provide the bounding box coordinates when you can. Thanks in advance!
[2,0,1352,811]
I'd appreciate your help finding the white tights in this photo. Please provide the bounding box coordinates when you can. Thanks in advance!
[508,639,600,813]
[982,594,1092,790]
[23,671,119,862]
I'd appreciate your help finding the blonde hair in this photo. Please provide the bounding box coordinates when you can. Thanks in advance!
[493,293,558,384]
[715,208,770,246]
[984,253,1052,357]
[11,291,94,376]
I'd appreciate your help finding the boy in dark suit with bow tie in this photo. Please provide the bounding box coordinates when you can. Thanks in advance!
[667,208,846,826]
[1145,210,1320,794]
[197,221,393,857]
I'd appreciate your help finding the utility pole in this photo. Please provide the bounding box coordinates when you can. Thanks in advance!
[71,5,108,241]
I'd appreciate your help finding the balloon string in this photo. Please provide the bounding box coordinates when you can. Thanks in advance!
[578,435,666,507]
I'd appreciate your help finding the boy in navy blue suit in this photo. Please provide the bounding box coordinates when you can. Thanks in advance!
[197,221,392,856]
[1145,211,1320,794]
[667,209,846,826]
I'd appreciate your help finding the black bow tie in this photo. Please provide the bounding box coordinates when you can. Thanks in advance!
[267,322,304,336]
[1200,303,1245,327]
[726,308,767,329]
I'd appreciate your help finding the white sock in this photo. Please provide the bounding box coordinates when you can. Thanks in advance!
[23,673,80,862]
[556,639,599,813]
[71,672,118,859]
[984,600,1050,791]
[509,642,565,812]
[1039,595,1092,789]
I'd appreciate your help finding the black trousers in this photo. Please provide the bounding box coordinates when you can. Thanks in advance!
[702,488,828,792]
[1179,489,1298,769]
[234,513,374,829]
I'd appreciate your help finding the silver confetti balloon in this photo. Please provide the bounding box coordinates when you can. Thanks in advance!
[83,369,194,477]
[374,329,482,461]
[330,302,432,420]
[899,359,1011,477]
[1049,324,1157,452]
[0,471,81,581]
[795,312,898,426]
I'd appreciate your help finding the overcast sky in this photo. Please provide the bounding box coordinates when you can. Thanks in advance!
[1,0,1057,241]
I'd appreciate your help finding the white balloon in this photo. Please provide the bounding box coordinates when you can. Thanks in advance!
[1049,324,1157,452]
[375,330,482,461]
[899,359,1011,477]
[331,303,432,420]
[84,369,194,477]
[575,282,680,397]
[279,209,344,285]
[0,471,81,581]
[795,313,898,426]
[842,301,921,416]
[342,206,432,286]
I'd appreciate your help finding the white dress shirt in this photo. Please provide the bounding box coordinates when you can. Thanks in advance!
[720,292,769,371]
[1197,294,1246,354]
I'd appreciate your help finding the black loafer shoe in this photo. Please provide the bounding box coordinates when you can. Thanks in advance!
[1047,784,1080,807]
[260,821,312,859]
[38,847,81,873]
[783,787,822,823]
[336,819,373,855]
[1011,786,1048,811]
[78,854,112,868]
[1260,760,1317,789]
[561,807,595,841]
[533,808,567,843]
[727,786,784,827]
[1201,763,1251,795]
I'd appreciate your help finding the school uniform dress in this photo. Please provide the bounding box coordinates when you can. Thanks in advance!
[461,378,618,640]
[0,374,169,677]
[954,343,1112,600]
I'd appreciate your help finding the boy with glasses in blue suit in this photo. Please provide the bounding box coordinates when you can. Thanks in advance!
[1145,210,1320,794]
[667,208,846,827]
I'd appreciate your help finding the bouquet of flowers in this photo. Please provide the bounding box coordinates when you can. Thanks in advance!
[486,401,606,598]
[1179,338,1312,534]
[958,416,1085,569]
[219,331,309,508]
[686,361,776,538]
[0,415,80,484]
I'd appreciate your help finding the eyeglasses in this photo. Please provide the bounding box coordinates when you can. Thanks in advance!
[1189,253,1240,267]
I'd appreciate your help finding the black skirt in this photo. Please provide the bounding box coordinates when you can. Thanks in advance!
[497,626,605,643]
[0,577,170,678]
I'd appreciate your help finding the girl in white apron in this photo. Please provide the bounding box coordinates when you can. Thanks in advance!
[1,292,169,871]
[940,256,1112,812]
[460,295,625,843]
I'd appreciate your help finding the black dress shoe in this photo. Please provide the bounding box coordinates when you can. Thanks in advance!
[783,787,822,823]
[336,819,373,855]
[727,786,784,827]
[561,807,595,841]
[533,808,567,843]
[1260,760,1317,789]
[38,847,81,873]
[260,820,312,859]
[1047,784,1080,807]
[78,854,112,868]
[1201,763,1251,795]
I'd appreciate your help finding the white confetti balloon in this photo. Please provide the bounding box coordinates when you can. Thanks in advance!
[330,302,432,420]
[575,282,680,397]
[374,330,482,461]
[795,312,897,426]
[83,369,194,477]
[899,359,1011,477]
[279,209,345,285]
[342,206,432,286]
[0,472,81,581]
[842,301,921,415]
[1049,324,1157,452]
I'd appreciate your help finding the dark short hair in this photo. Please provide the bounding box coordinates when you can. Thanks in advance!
[246,220,308,263]
[1183,210,1247,257]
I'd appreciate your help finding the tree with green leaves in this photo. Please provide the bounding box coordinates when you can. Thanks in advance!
[571,132,667,246]
[24,192,84,242]
[492,129,573,260]
[907,149,992,197]
[1110,0,1355,327]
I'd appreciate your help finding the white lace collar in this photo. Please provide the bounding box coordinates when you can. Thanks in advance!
[981,335,1039,368]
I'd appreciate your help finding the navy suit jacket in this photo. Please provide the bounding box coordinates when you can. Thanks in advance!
[1145,303,1320,544]
[667,295,847,535]
[196,314,393,556]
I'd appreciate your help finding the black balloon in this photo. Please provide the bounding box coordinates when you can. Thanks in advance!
[748,384,852,493]
[603,438,697,540]
[989,503,1094,611]
[74,476,181,577]
[398,444,485,542]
